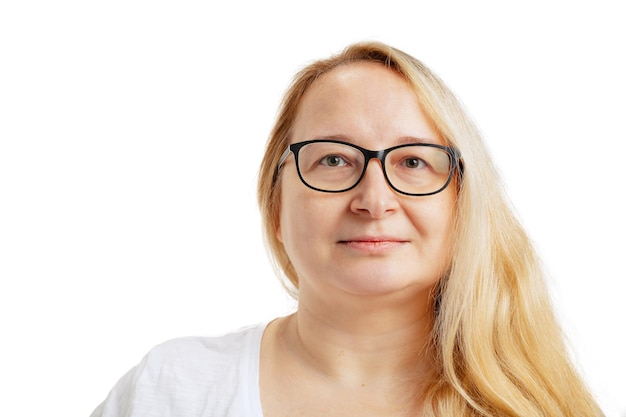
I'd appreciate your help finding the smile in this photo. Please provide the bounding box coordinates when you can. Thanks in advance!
[338,237,408,253]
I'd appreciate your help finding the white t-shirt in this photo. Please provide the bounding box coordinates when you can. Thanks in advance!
[91,323,267,417]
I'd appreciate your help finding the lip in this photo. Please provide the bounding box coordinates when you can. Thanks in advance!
[338,236,409,253]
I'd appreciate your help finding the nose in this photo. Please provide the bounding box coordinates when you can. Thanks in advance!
[349,159,400,218]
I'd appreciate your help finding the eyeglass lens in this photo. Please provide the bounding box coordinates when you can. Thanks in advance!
[295,141,453,195]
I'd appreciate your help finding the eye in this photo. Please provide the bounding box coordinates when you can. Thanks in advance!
[402,157,426,169]
[320,155,348,167]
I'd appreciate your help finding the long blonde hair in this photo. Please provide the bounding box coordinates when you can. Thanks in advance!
[257,41,603,417]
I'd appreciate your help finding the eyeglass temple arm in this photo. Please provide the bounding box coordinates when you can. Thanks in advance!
[272,146,292,183]
[277,147,291,169]
[451,148,464,179]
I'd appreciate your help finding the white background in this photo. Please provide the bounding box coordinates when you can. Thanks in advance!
[1,1,624,416]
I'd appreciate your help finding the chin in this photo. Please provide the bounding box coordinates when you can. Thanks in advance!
[334,270,439,298]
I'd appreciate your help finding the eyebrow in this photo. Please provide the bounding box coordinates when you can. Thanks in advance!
[395,136,437,145]
[311,135,438,146]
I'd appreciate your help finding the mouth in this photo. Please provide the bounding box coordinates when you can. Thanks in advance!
[338,236,409,252]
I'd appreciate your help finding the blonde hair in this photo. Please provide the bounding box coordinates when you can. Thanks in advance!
[257,41,603,417]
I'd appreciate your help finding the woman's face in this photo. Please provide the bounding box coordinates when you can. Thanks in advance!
[277,62,456,300]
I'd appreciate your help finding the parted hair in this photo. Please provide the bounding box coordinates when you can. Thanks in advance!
[257,41,603,417]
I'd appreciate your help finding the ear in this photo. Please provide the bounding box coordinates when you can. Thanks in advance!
[276,222,283,243]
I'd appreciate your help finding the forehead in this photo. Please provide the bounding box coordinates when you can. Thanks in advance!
[291,61,442,146]
[302,61,411,109]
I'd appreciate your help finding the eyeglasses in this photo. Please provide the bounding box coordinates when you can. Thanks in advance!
[277,139,462,196]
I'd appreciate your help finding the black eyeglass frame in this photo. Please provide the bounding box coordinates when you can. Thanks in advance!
[276,139,463,196]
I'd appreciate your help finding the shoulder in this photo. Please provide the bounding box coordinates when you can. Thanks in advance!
[140,323,266,386]
[149,323,265,365]
[91,323,267,417]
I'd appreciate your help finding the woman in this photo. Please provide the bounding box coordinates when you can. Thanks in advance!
[92,42,603,417]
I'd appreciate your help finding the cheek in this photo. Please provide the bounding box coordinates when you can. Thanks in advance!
[278,176,349,266]
[431,191,457,258]
[280,196,331,245]
[278,177,326,248]
[278,199,327,278]
[408,190,456,246]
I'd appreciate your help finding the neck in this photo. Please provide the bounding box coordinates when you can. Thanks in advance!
[283,282,436,386]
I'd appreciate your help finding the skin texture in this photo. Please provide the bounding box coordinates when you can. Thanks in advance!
[260,62,457,417]
[279,61,456,302]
